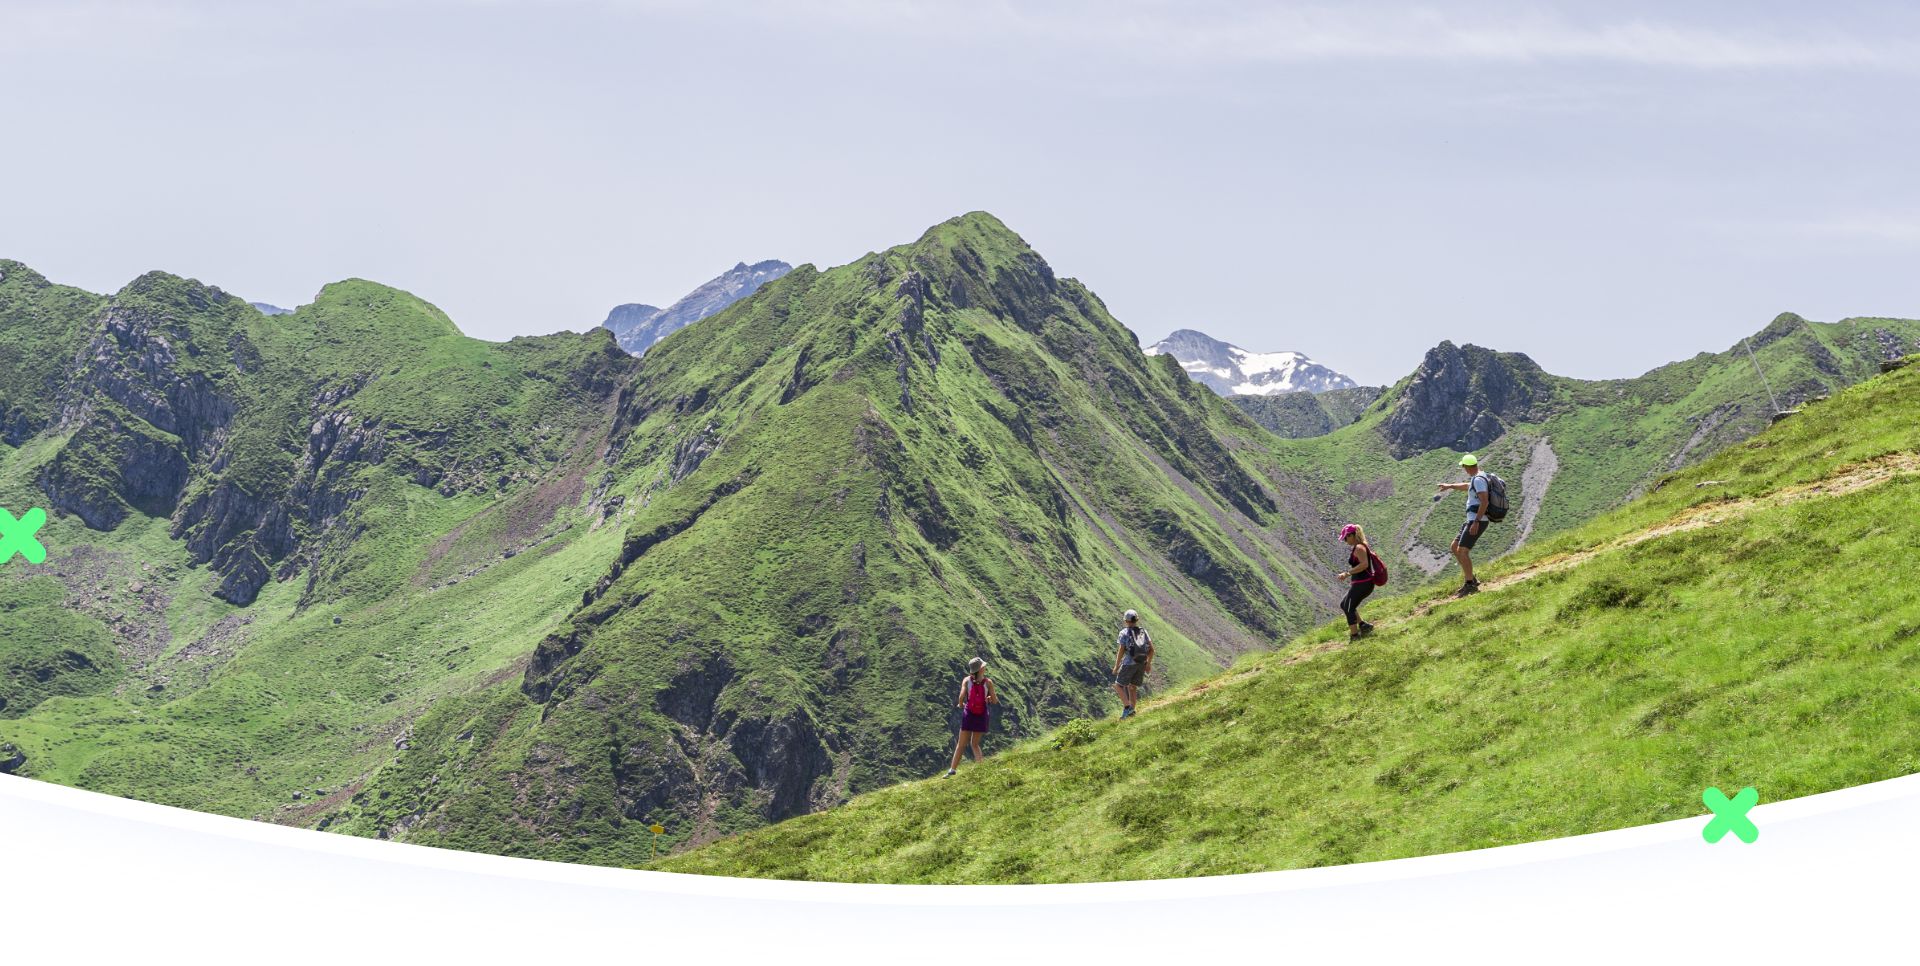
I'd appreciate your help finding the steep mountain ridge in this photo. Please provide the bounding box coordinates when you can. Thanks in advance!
[333,214,1332,859]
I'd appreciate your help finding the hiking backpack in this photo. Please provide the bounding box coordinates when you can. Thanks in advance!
[1482,472,1509,522]
[1123,627,1152,662]
[1368,550,1389,587]
[964,678,988,715]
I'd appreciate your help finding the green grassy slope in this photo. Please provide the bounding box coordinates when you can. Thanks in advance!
[1229,386,1384,439]
[0,261,105,445]
[660,357,1920,882]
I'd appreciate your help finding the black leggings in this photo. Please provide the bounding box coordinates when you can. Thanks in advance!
[1340,581,1374,625]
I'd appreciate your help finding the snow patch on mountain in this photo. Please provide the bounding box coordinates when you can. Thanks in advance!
[1145,329,1356,396]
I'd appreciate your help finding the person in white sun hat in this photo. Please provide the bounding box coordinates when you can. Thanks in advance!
[945,656,997,777]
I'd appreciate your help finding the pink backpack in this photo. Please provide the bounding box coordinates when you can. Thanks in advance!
[964,677,988,714]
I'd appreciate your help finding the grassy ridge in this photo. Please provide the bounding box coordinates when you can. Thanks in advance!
[659,359,1920,882]
[0,261,104,444]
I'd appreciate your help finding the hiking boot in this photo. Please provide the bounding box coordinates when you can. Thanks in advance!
[944,768,956,778]
[1120,706,1135,719]
[1454,580,1480,598]
[1358,622,1375,638]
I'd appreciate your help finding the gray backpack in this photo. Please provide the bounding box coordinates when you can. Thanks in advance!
[1483,473,1509,522]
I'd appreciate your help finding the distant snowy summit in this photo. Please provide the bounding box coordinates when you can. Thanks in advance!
[1145,329,1356,395]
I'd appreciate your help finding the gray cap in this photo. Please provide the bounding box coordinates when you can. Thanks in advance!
[1123,609,1138,622]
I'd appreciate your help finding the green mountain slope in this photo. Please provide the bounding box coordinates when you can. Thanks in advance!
[326,214,1344,860]
[660,357,1920,882]
[0,269,638,813]
[0,261,106,446]
[1228,385,1384,439]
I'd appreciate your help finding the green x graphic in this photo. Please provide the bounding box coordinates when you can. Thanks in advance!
[0,507,48,566]
[1702,786,1759,843]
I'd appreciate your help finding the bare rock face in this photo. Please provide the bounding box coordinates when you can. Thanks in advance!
[34,272,638,607]
[42,276,243,531]
[1381,342,1556,458]
[598,302,664,351]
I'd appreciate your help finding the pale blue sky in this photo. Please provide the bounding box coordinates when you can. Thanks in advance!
[4,1,1917,384]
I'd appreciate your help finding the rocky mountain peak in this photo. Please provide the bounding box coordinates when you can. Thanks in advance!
[601,261,793,356]
[1380,341,1555,458]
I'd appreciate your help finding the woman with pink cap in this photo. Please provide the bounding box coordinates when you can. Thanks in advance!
[1335,524,1381,642]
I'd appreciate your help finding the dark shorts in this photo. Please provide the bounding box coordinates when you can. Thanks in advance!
[1341,580,1375,621]
[1456,519,1487,549]
[960,710,990,733]
[1114,663,1146,687]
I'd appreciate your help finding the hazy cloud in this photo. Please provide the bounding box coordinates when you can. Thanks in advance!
[581,0,1914,70]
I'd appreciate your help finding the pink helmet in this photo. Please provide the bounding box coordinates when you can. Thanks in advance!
[1339,524,1360,539]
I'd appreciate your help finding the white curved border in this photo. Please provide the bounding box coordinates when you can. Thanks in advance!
[4,771,1914,961]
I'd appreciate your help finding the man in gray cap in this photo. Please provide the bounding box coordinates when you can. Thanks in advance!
[1110,609,1153,718]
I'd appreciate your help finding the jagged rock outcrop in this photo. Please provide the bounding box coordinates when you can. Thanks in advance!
[40,407,192,529]
[1381,342,1557,458]
[42,275,246,531]
[31,273,639,606]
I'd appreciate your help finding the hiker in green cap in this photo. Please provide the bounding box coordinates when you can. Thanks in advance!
[1437,454,1490,597]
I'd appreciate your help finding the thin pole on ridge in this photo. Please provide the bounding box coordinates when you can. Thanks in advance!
[1742,337,1784,414]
